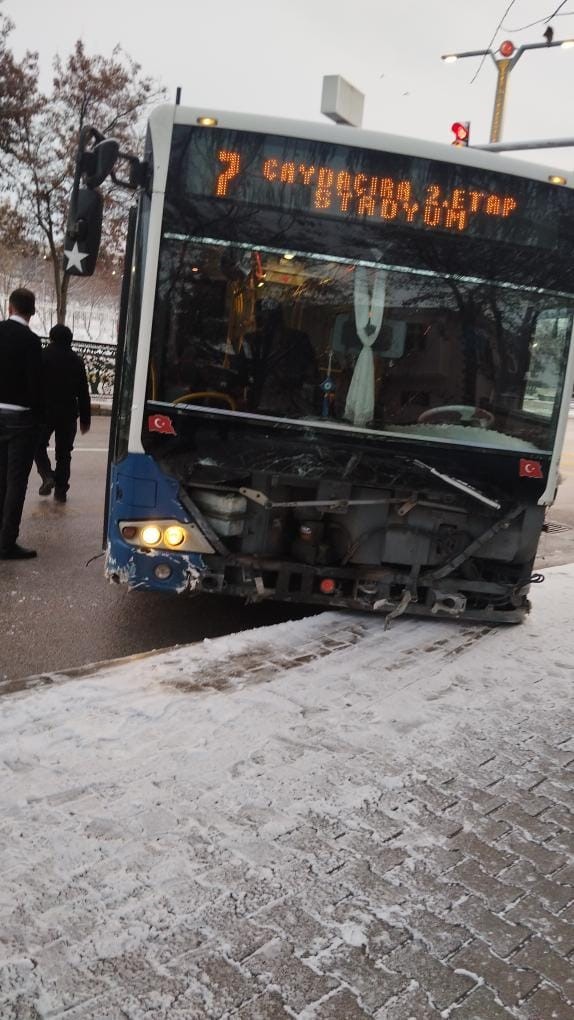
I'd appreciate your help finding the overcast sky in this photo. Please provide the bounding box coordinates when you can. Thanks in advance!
[5,0,574,169]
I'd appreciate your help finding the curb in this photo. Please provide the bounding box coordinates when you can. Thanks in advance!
[0,646,176,697]
[91,402,112,416]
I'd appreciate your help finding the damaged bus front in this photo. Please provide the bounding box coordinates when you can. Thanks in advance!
[69,108,574,622]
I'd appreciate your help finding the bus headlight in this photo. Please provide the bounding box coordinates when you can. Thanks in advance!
[119,519,215,554]
[141,524,162,546]
[164,525,186,547]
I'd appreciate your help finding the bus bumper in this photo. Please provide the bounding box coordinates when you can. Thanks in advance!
[106,454,207,593]
[105,540,205,594]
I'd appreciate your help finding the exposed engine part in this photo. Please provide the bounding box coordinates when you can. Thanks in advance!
[239,486,272,508]
[427,504,524,581]
[193,489,247,536]
[171,461,542,621]
[240,486,396,513]
[291,521,334,565]
[239,486,468,515]
[383,589,413,630]
[431,591,467,616]
[397,495,418,516]
[178,488,228,555]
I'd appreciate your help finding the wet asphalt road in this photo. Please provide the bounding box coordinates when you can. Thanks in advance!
[1,416,574,684]
[0,417,312,683]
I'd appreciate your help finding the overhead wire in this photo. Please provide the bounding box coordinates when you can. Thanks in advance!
[505,1,574,32]
[469,0,520,84]
[545,0,571,20]
[504,12,574,31]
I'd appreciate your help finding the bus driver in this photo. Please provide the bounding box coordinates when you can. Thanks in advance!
[239,299,317,418]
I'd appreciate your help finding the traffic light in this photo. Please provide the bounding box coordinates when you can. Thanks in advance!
[451,121,470,147]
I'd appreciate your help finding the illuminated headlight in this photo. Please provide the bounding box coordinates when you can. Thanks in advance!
[164,525,185,547]
[141,525,162,546]
[119,519,215,554]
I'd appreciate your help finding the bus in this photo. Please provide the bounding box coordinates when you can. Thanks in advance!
[64,105,574,623]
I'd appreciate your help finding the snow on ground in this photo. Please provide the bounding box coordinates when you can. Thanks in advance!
[0,568,573,1018]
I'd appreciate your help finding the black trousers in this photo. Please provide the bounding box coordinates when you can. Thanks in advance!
[35,418,78,495]
[0,409,38,550]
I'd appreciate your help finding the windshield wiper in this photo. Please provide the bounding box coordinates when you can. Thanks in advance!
[412,459,501,511]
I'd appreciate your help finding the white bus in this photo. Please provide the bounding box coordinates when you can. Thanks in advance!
[65,104,574,622]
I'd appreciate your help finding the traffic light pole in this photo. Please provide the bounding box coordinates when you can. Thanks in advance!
[442,38,574,143]
[490,56,513,143]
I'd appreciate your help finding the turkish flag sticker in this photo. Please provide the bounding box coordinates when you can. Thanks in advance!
[519,459,543,479]
[148,414,176,436]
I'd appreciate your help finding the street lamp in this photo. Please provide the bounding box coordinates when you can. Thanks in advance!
[441,37,574,142]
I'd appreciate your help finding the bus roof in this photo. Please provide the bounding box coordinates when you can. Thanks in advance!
[147,103,572,191]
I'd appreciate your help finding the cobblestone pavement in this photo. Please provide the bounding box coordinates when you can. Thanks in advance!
[160,740,574,1020]
[0,611,573,1018]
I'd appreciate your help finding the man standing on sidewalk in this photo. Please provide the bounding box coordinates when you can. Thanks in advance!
[35,324,91,503]
[0,288,43,560]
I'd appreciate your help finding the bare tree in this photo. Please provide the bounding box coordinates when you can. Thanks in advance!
[4,38,164,323]
[0,7,39,156]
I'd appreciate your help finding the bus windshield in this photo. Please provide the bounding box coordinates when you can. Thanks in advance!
[149,234,573,455]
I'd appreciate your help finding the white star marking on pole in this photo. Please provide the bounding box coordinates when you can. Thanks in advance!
[64,242,89,273]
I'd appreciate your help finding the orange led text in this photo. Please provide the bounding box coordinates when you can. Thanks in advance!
[215,150,519,232]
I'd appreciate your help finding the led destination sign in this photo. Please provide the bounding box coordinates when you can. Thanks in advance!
[214,148,519,235]
[166,126,572,267]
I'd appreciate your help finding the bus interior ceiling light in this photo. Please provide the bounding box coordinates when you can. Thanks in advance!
[197,116,218,127]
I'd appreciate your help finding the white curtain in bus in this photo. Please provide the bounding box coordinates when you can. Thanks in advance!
[345,267,386,427]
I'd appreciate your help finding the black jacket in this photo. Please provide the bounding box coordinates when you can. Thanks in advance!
[0,318,44,417]
[41,343,91,427]
[240,325,317,417]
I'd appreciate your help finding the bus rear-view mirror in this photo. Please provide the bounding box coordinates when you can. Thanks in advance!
[83,138,120,189]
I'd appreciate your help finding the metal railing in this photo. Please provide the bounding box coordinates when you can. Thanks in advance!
[40,338,116,398]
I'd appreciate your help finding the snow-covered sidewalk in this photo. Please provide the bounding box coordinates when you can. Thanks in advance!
[0,568,573,1019]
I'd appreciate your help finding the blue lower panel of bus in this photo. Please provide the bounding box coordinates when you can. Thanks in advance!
[105,453,206,594]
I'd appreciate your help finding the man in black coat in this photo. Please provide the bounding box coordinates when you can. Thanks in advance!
[239,300,317,418]
[35,324,91,503]
[0,288,43,560]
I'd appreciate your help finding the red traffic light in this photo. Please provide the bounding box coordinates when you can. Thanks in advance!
[451,121,470,146]
[499,39,515,57]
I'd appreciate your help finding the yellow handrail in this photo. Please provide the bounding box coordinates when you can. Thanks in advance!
[172,390,236,410]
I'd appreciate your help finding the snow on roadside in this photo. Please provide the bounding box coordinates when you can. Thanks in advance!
[0,566,573,1017]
